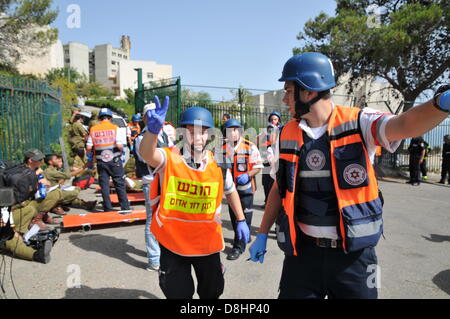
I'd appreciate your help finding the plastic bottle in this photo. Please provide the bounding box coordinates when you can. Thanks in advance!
[36,174,47,199]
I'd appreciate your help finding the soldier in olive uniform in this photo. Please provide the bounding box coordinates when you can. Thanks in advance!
[69,114,88,156]
[44,154,97,210]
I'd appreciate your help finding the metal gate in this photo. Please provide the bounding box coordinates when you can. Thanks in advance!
[0,75,62,162]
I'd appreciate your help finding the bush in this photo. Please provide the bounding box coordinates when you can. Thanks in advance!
[85,99,135,119]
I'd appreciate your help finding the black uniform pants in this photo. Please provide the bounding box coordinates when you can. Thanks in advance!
[278,241,378,299]
[262,171,274,204]
[97,160,130,211]
[420,159,428,177]
[159,245,224,299]
[409,155,421,184]
[441,157,450,183]
[228,194,253,252]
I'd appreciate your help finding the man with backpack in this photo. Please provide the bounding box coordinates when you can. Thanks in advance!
[0,149,62,263]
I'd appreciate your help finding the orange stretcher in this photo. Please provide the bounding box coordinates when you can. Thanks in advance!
[109,192,145,204]
[63,209,146,230]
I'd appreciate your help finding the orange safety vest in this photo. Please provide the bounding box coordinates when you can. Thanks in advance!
[89,121,121,161]
[150,147,225,256]
[128,123,141,141]
[222,138,257,195]
[277,105,383,255]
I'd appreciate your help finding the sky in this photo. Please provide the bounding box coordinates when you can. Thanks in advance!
[51,0,337,94]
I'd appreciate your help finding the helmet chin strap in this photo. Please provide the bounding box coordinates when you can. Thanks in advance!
[294,84,328,119]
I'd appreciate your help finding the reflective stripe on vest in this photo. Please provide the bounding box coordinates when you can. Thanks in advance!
[150,147,224,257]
[278,105,383,254]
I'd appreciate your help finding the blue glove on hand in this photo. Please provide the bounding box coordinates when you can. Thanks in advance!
[236,220,250,243]
[236,173,250,185]
[147,96,169,134]
[437,90,450,112]
[249,234,268,264]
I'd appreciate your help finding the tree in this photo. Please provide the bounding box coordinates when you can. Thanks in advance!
[294,0,449,112]
[78,81,113,99]
[0,0,58,69]
[182,89,213,106]
[46,67,86,84]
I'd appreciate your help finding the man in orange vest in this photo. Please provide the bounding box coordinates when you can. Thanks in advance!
[86,108,130,212]
[222,119,263,260]
[139,97,250,299]
[127,114,142,150]
[249,52,450,299]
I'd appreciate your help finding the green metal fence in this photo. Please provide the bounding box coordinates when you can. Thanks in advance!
[135,77,289,132]
[0,75,62,162]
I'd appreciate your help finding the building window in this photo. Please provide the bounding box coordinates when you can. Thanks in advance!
[112,60,116,65]
[111,69,117,73]
[147,72,154,80]
[124,55,127,59]
[118,54,122,58]
[112,52,116,56]
[65,59,70,64]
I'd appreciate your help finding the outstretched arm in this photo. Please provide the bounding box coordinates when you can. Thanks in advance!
[385,88,450,142]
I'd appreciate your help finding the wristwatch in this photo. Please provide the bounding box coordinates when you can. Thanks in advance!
[433,86,450,113]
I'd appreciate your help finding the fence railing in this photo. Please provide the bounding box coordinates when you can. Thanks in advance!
[0,75,62,162]
[381,117,450,173]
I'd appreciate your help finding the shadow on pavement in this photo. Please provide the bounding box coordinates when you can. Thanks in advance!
[422,234,450,243]
[63,285,159,299]
[433,270,450,296]
[69,234,147,269]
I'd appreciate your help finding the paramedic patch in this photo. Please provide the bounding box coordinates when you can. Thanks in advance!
[306,150,326,171]
[343,164,367,186]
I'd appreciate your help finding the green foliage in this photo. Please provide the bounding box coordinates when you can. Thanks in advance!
[46,67,86,84]
[182,89,213,105]
[294,0,449,110]
[85,99,135,119]
[124,88,135,105]
[0,0,59,68]
[51,77,77,109]
[78,81,113,99]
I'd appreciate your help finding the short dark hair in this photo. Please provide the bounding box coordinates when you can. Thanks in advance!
[44,154,60,165]
[223,113,231,120]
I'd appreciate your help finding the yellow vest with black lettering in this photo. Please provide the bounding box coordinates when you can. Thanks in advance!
[150,147,224,256]
[277,105,383,255]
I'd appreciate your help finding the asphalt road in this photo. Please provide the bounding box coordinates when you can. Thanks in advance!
[1,175,449,299]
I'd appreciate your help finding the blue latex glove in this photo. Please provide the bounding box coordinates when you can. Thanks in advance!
[248,234,268,263]
[438,90,450,112]
[130,145,134,153]
[236,173,250,185]
[236,220,250,243]
[147,96,169,134]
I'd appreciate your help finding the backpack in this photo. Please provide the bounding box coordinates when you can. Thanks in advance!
[72,174,95,190]
[0,162,38,205]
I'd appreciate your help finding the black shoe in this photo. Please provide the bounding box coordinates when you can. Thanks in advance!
[33,240,52,264]
[438,180,445,184]
[227,248,242,261]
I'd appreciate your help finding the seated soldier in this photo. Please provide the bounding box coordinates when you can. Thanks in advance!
[44,154,97,211]
[0,149,63,263]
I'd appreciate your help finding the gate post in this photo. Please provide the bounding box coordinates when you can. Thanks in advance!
[134,68,144,113]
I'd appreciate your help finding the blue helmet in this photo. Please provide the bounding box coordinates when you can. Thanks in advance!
[268,112,282,123]
[224,119,243,129]
[279,52,336,92]
[179,107,215,128]
[99,108,113,118]
[132,114,141,123]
